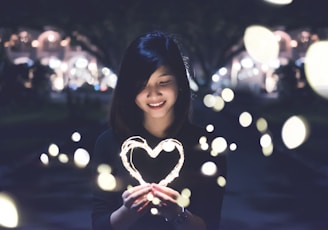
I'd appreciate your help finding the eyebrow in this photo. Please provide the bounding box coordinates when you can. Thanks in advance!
[158,72,174,78]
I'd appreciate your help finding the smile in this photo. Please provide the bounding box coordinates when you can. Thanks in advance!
[148,101,165,108]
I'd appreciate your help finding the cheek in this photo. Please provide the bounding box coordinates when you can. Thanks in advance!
[171,87,179,101]
[135,93,144,108]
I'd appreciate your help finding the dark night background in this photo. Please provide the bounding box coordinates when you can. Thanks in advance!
[0,0,328,229]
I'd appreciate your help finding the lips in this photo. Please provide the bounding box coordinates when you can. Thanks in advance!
[148,101,165,108]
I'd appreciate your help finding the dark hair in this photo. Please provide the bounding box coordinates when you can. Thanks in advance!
[110,31,192,142]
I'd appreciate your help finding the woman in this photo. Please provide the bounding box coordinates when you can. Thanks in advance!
[91,31,227,230]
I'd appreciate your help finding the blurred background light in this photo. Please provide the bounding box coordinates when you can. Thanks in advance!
[239,111,253,127]
[211,137,228,155]
[260,133,272,148]
[203,94,216,108]
[40,153,49,165]
[304,41,328,99]
[212,73,220,82]
[213,96,225,112]
[256,118,268,133]
[0,192,19,228]
[97,172,116,191]
[229,143,237,151]
[217,176,227,187]
[71,131,81,142]
[201,161,217,176]
[262,143,274,157]
[206,124,215,133]
[48,143,59,157]
[162,140,176,152]
[281,116,309,149]
[73,148,90,168]
[263,0,293,5]
[221,88,234,102]
[150,208,159,215]
[244,25,280,63]
[97,164,112,174]
[58,153,69,164]
[199,136,209,151]
[177,191,190,208]
[181,188,191,198]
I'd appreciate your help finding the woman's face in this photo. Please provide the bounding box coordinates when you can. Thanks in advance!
[135,66,178,124]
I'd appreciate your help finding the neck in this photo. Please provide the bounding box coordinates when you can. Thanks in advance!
[143,116,173,138]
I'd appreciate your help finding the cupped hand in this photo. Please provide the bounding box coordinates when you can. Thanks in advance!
[122,184,152,214]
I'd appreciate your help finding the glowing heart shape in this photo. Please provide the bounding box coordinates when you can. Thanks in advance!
[120,136,184,186]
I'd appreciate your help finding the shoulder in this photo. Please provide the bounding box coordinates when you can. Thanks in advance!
[95,128,117,146]
[93,128,119,159]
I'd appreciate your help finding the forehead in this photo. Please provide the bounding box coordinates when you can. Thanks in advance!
[149,66,174,79]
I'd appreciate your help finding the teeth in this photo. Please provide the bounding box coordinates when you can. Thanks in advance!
[149,101,164,107]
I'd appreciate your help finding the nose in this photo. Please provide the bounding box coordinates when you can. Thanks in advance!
[146,85,161,98]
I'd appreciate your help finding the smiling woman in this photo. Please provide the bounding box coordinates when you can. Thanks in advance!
[91,31,227,230]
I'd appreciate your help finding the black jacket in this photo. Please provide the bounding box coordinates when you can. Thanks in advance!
[91,122,227,230]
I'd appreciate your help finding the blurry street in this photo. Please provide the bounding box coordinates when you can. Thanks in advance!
[1,92,328,230]
[194,93,328,230]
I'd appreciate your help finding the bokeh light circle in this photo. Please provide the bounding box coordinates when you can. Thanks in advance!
[256,117,268,133]
[260,133,272,148]
[162,140,176,152]
[74,148,90,168]
[211,137,228,154]
[71,132,81,142]
[221,88,234,102]
[48,143,59,157]
[304,41,328,99]
[281,116,309,149]
[217,176,227,187]
[97,172,116,191]
[262,143,274,157]
[206,124,215,133]
[239,111,253,127]
[229,143,237,151]
[203,94,216,108]
[244,25,279,63]
[213,96,225,112]
[201,161,217,176]
[58,153,69,164]
[0,192,19,228]
[40,153,49,165]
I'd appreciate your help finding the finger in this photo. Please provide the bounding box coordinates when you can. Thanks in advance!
[123,184,152,208]
[151,184,179,200]
[123,184,151,199]
[136,200,151,213]
[122,184,151,202]
[154,192,177,207]
[130,196,152,214]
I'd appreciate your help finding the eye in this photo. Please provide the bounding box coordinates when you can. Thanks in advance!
[159,80,171,86]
